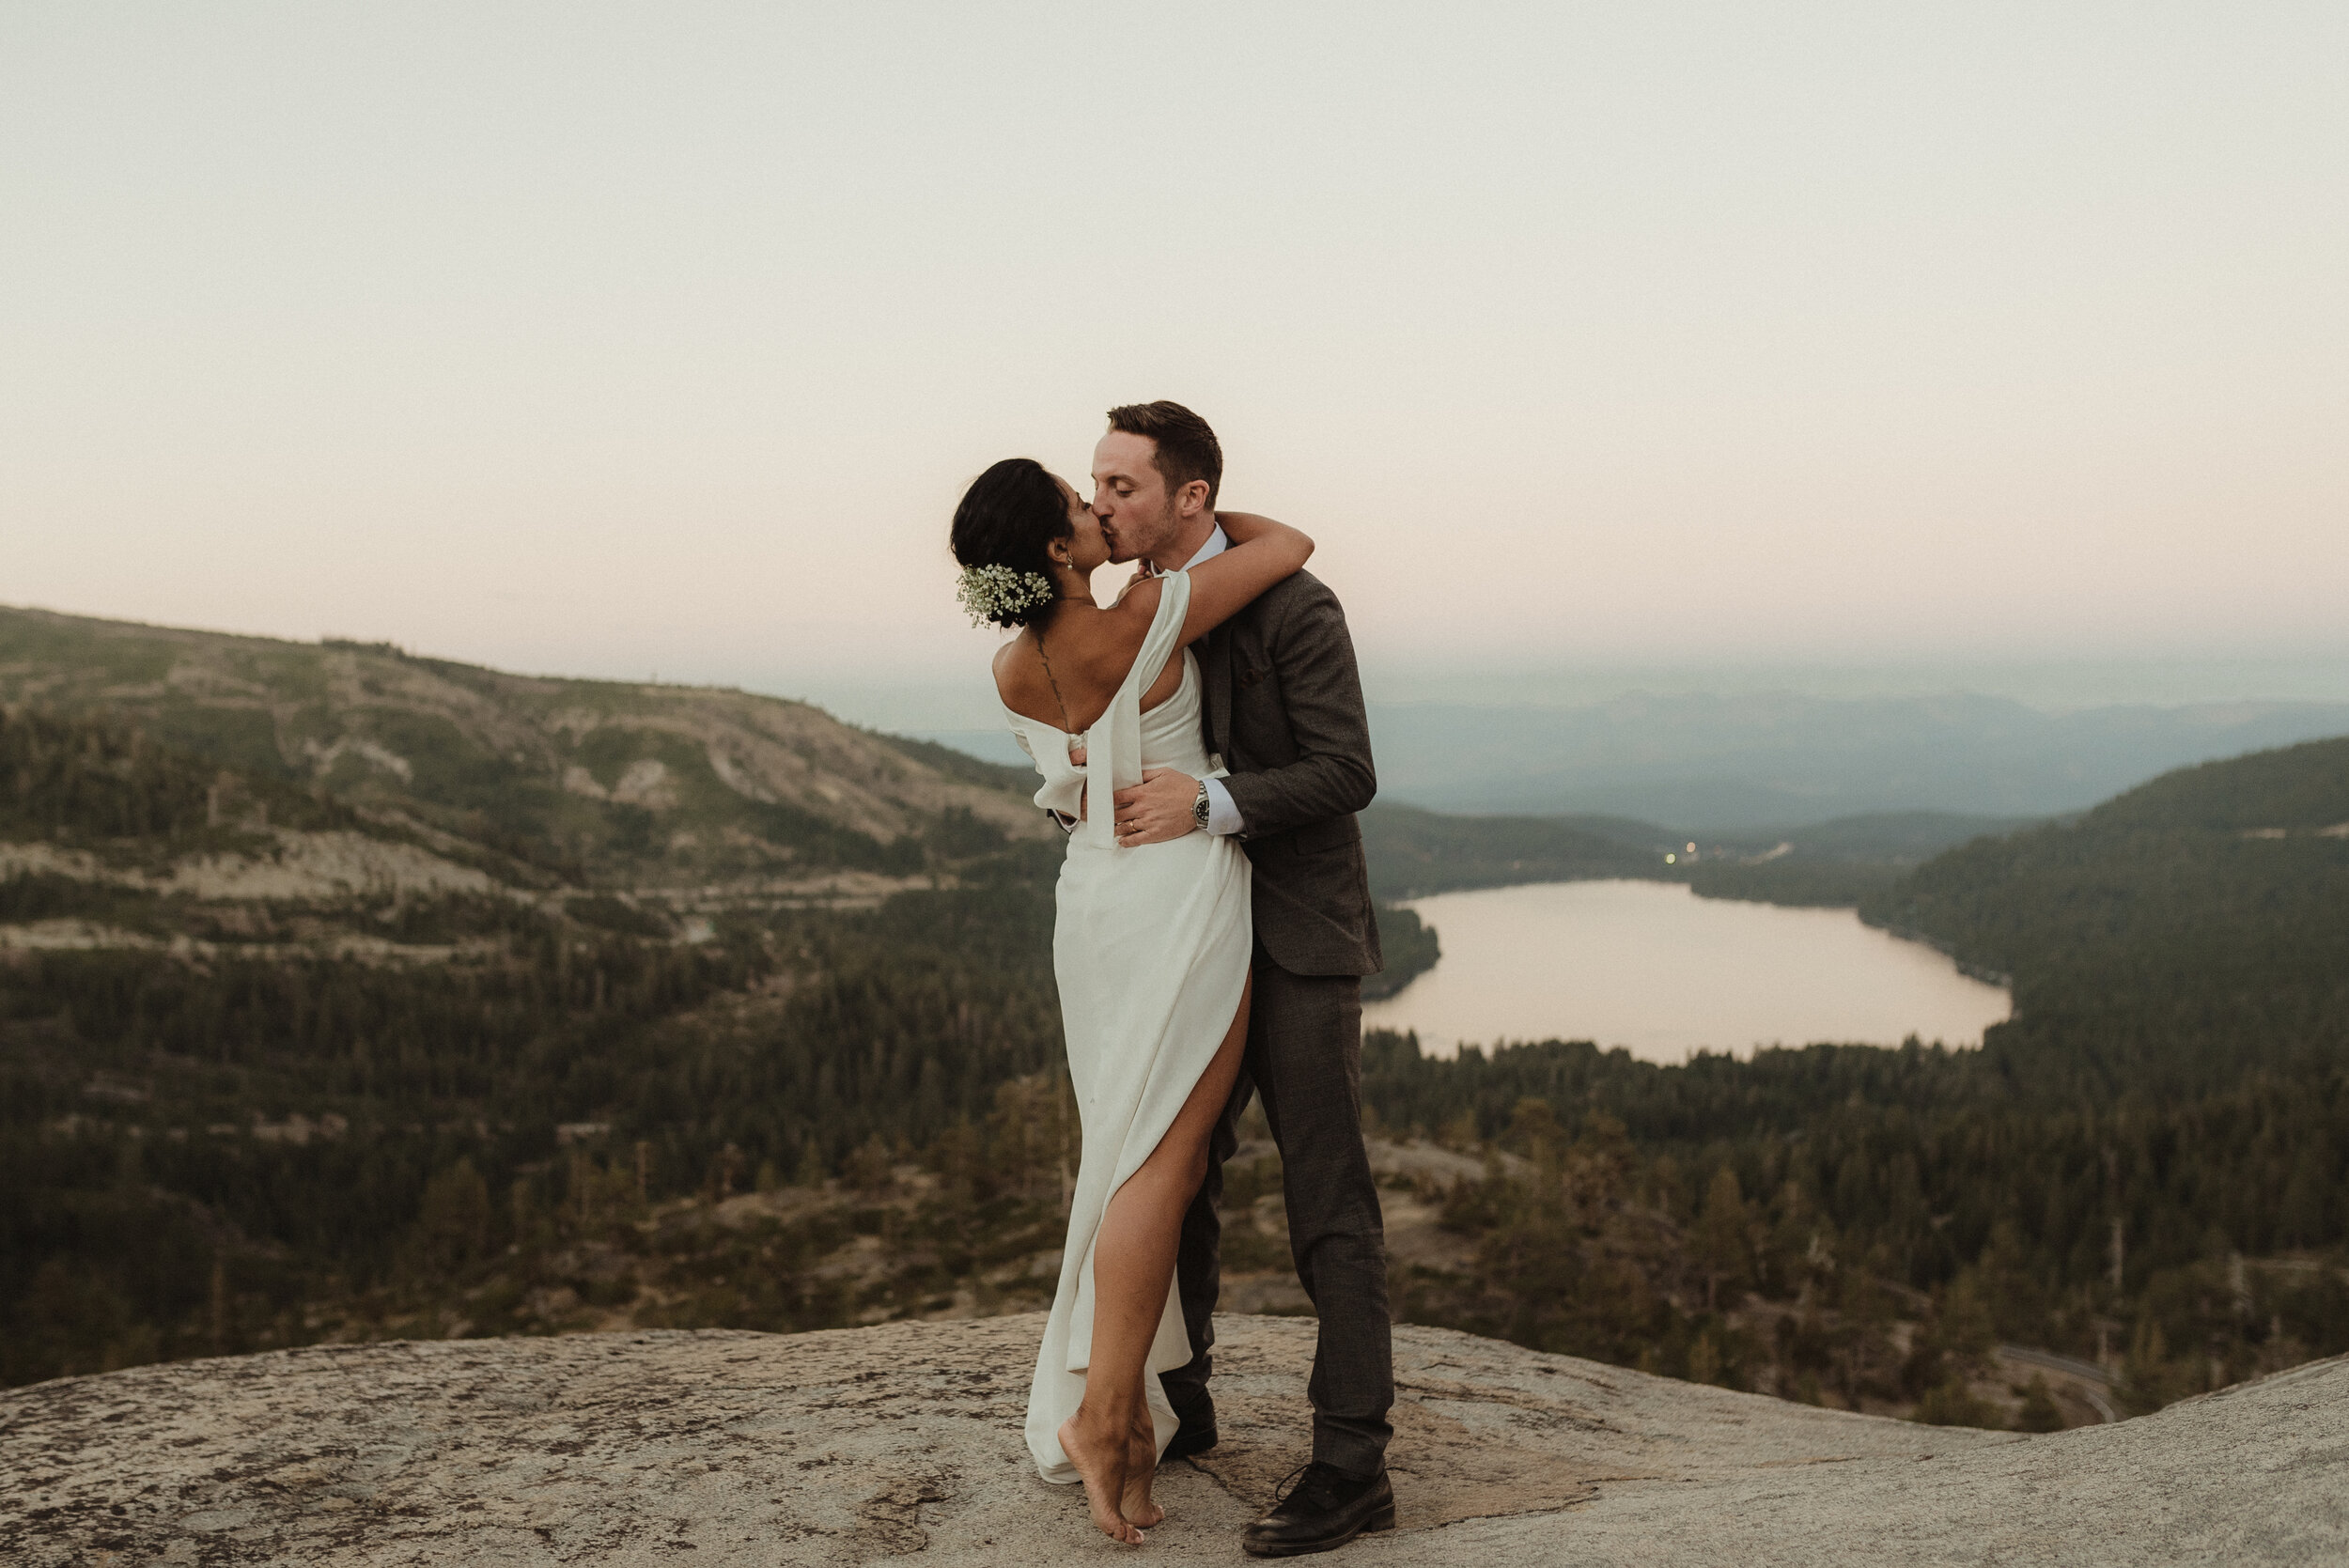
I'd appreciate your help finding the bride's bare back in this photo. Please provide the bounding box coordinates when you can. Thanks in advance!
[992,506,1313,740]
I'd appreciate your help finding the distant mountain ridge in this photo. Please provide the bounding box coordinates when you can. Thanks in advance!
[1369,691,2349,830]
[0,605,1050,890]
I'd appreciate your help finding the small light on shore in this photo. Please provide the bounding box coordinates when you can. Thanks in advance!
[1665,853,1676,863]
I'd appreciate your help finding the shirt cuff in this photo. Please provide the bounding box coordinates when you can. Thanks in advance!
[1203,778,1246,836]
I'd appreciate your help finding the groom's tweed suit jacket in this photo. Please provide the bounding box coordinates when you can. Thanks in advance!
[1198,569,1382,978]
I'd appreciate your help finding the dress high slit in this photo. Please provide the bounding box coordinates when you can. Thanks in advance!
[1001,570,1253,1483]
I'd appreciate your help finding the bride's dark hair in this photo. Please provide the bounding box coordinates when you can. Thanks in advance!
[951,458,1071,629]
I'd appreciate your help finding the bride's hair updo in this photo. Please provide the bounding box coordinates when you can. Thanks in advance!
[951,458,1070,629]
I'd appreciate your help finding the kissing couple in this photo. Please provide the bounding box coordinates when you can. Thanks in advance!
[950,402,1394,1555]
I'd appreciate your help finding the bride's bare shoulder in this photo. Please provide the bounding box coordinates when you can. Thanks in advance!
[989,634,1027,694]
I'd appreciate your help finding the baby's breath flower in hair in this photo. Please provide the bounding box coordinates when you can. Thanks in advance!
[957,564,1056,628]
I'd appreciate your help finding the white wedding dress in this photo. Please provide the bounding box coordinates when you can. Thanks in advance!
[1001,569,1253,1484]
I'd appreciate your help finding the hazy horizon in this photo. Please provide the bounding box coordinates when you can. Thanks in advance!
[7,4,2346,695]
[11,592,2349,739]
[792,652,2349,739]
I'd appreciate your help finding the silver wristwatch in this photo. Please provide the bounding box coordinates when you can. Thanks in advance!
[1191,781,1212,832]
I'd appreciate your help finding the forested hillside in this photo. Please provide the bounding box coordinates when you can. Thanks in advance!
[1686,811,2040,908]
[1862,736,2349,1090]
[6,674,2343,1435]
[0,698,1070,1385]
[1362,799,2039,910]
[0,606,1050,888]
[1361,801,1666,899]
[1359,737,2349,1414]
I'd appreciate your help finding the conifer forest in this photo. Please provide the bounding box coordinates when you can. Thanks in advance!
[4,610,2344,1434]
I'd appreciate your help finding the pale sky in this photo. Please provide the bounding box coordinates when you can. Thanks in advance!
[5,3,2344,725]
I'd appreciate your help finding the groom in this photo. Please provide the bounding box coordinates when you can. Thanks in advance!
[1094,401,1395,1556]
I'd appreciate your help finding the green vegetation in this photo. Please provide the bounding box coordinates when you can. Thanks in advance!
[1686,814,2038,908]
[1361,801,1663,899]
[0,863,1065,1383]
[1690,808,2040,907]
[0,605,1040,888]
[1363,904,1439,1001]
[1,705,352,847]
[5,670,2345,1432]
[871,730,1039,795]
[1358,1032,2347,1412]
[1687,857,1902,907]
[1768,811,2042,862]
[0,699,1061,1383]
[1366,801,2039,911]
[1364,739,2349,1412]
[1862,736,2349,1090]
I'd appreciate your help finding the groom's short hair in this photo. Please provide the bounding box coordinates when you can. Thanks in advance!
[1106,401,1221,508]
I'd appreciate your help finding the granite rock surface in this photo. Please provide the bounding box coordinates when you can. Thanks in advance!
[3,1314,2341,1565]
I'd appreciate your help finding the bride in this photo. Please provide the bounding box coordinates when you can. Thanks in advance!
[951,457,1312,1545]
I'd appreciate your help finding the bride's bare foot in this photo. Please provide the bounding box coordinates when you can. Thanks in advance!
[1123,1416,1165,1529]
[1058,1412,1143,1545]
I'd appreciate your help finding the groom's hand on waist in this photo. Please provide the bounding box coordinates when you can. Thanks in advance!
[1112,768,1197,847]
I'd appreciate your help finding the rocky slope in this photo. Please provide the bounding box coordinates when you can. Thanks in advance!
[0,604,1048,893]
[3,1315,2341,1566]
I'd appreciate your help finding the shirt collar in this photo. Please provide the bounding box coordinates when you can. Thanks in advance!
[1140,524,1229,578]
[1183,524,1231,567]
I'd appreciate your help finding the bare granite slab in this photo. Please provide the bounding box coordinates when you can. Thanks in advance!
[1,1314,2341,1565]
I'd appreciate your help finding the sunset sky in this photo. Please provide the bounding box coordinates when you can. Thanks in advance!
[5,3,2344,728]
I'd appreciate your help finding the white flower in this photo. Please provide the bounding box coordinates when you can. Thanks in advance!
[956,564,1055,627]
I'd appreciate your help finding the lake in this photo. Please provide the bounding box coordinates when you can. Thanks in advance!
[1361,879,2010,1063]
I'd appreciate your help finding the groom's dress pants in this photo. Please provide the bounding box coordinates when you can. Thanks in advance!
[1162,949,1394,1476]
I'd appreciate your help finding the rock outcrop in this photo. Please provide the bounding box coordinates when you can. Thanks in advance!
[3,1315,2341,1565]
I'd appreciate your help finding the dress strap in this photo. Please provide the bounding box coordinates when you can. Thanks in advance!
[1076,570,1190,850]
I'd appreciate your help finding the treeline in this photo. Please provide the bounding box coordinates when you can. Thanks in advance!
[399,1066,1085,1344]
[1370,737,2349,1402]
[0,854,1066,1385]
[1861,735,2349,1094]
[1359,801,1663,900]
[0,705,349,845]
[1361,904,1439,1001]
[19,849,2340,1398]
[1687,857,1898,908]
[1363,1032,2349,1403]
[8,722,2347,1419]
[0,706,1039,1386]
